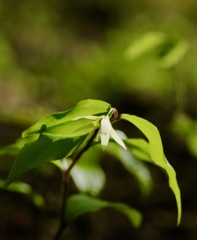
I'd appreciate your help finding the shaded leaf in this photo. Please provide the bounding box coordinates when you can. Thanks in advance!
[121,114,182,225]
[66,194,142,228]
[4,134,87,187]
[159,41,189,69]
[0,136,37,156]
[0,143,21,156]
[106,142,153,196]
[171,114,197,158]
[0,180,44,208]
[125,138,152,163]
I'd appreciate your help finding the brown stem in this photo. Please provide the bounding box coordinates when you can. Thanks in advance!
[53,129,99,240]
[110,108,120,124]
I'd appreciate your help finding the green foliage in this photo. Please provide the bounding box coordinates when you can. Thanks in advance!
[121,114,182,225]
[4,135,86,188]
[66,194,142,228]
[70,147,105,196]
[125,32,166,60]
[172,114,197,158]
[22,99,111,138]
[1,99,181,232]
[125,31,189,69]
[158,40,189,69]
[0,180,44,208]
[106,142,153,196]
[53,147,105,196]
[4,99,110,187]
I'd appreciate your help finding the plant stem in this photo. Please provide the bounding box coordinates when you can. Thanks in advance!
[53,129,99,240]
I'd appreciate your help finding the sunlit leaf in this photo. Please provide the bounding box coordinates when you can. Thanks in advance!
[125,32,166,60]
[65,194,142,228]
[71,165,105,196]
[52,147,105,195]
[4,99,111,188]
[71,146,105,195]
[0,180,44,208]
[23,99,110,138]
[121,114,182,225]
[44,118,99,137]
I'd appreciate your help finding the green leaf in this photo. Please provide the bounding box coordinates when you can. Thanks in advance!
[125,138,152,163]
[52,147,105,195]
[0,142,21,156]
[121,114,182,225]
[23,99,110,138]
[4,134,87,187]
[106,142,153,196]
[159,41,189,69]
[45,118,99,137]
[4,99,111,188]
[172,115,197,158]
[0,136,37,156]
[0,180,44,208]
[125,32,166,60]
[65,194,142,228]
[71,146,105,195]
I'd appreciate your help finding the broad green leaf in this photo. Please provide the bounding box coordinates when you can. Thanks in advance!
[4,134,87,187]
[0,180,44,208]
[23,99,110,138]
[4,99,111,188]
[125,32,166,60]
[44,118,99,137]
[121,114,182,225]
[65,194,142,228]
[106,142,153,196]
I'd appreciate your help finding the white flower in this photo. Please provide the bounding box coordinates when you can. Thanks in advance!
[73,109,127,150]
[100,115,127,150]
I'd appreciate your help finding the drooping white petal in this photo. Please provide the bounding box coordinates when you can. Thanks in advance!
[100,116,112,134]
[100,133,110,149]
[110,128,127,150]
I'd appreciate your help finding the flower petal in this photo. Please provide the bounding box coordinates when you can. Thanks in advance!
[100,116,112,134]
[110,128,127,150]
[100,133,110,149]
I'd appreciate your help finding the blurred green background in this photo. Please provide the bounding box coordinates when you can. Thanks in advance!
[0,0,197,239]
